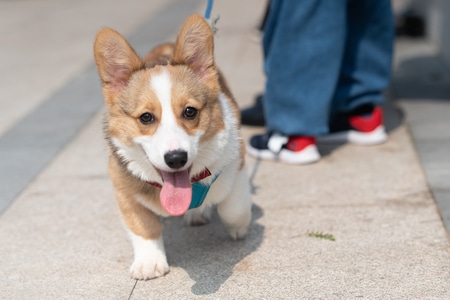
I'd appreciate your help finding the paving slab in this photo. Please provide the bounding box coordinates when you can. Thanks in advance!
[0,0,449,299]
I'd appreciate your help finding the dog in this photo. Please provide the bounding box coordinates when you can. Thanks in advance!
[93,14,252,280]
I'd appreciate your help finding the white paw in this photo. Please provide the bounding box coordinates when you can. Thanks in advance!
[227,225,249,241]
[129,255,169,280]
[128,232,169,280]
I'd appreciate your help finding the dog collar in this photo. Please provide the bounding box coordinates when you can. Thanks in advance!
[146,168,221,210]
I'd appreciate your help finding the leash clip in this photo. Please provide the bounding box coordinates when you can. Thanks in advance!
[206,14,220,35]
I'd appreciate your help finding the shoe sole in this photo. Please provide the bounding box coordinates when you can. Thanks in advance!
[318,126,387,145]
[247,144,321,165]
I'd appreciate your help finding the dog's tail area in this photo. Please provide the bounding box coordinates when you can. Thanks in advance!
[143,43,175,68]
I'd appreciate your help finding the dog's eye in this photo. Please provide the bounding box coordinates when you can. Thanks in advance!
[139,112,155,125]
[183,107,198,120]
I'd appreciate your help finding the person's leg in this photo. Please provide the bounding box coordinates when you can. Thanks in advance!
[241,93,265,126]
[331,0,394,114]
[321,0,394,145]
[262,0,347,136]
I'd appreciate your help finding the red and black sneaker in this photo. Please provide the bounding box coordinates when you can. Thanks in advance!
[319,106,387,145]
[247,132,320,164]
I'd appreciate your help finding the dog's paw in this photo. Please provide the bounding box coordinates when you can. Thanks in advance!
[129,255,169,280]
[128,233,169,280]
[184,206,212,226]
[227,225,249,241]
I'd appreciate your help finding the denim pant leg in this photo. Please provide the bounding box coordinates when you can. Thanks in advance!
[331,0,394,114]
[263,0,347,136]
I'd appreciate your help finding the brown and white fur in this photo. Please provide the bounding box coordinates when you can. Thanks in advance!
[94,15,252,280]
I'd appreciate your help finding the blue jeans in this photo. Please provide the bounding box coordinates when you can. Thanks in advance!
[262,0,394,136]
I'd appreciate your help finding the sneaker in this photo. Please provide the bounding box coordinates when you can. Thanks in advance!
[241,94,265,126]
[247,132,320,164]
[319,106,387,145]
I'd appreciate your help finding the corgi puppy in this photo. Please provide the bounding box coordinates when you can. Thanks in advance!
[94,15,252,280]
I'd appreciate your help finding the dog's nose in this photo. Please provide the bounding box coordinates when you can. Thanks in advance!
[164,150,188,169]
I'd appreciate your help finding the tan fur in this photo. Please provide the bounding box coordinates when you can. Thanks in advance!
[94,28,143,107]
[168,65,225,141]
[109,157,162,239]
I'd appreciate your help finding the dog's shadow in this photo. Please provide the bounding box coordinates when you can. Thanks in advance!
[163,203,264,295]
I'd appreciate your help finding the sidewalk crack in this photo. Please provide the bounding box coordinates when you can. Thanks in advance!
[127,280,138,300]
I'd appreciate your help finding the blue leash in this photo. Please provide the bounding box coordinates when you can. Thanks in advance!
[204,0,213,19]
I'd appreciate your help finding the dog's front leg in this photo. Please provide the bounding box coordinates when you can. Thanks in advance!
[217,168,252,240]
[116,190,169,280]
[128,230,168,280]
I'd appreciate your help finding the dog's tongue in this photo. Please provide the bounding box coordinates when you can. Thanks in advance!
[160,170,192,216]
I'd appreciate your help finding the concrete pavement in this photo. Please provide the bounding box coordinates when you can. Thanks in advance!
[0,0,449,299]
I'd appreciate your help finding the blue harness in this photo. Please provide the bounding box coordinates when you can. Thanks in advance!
[189,171,220,209]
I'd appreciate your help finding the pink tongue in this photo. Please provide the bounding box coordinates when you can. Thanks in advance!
[160,170,192,216]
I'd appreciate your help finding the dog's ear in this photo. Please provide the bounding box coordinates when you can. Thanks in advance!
[94,28,142,102]
[172,15,216,80]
